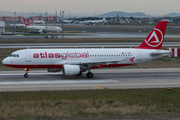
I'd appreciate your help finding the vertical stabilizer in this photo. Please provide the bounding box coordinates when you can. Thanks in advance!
[136,21,167,49]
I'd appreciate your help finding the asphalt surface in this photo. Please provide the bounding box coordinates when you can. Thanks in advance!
[0,68,180,91]
[1,32,180,39]
[2,24,180,39]
[0,42,180,48]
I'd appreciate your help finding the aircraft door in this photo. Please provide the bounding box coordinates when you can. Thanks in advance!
[25,51,31,62]
[137,50,142,61]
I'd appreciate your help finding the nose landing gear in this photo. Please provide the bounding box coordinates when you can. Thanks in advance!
[24,68,29,78]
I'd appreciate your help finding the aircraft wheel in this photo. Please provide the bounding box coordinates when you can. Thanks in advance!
[24,73,28,78]
[86,72,93,78]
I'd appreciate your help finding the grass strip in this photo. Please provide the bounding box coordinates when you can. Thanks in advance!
[0,88,179,119]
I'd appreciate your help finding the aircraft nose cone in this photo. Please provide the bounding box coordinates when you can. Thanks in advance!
[2,58,8,65]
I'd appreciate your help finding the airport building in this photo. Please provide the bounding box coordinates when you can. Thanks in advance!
[28,15,58,22]
[28,15,45,21]
[47,16,58,21]
[0,21,5,34]
[0,16,23,23]
[15,16,24,23]
[0,16,14,23]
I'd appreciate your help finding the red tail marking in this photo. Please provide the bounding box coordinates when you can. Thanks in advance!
[23,18,30,26]
[136,21,167,49]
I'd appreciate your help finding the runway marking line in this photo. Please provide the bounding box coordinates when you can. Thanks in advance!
[93,86,106,89]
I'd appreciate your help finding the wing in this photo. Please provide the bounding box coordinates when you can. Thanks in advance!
[54,59,122,68]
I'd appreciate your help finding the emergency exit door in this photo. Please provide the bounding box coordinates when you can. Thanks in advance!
[137,50,142,61]
[25,51,31,62]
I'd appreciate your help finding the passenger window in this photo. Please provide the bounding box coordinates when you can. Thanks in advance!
[17,55,19,57]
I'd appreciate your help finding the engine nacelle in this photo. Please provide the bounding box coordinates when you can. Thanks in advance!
[47,68,61,72]
[38,30,43,33]
[62,65,80,75]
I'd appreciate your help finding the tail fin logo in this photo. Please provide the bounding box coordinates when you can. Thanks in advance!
[145,28,163,47]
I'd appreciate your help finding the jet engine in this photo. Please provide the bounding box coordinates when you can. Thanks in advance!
[62,65,80,75]
[47,68,61,72]
[38,30,43,33]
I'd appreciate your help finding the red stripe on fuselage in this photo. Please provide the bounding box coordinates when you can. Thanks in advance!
[3,64,135,69]
[3,64,63,68]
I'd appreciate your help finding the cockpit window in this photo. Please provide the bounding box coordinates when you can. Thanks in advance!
[9,54,19,57]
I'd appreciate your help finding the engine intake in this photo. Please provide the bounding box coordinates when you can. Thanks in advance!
[62,65,80,75]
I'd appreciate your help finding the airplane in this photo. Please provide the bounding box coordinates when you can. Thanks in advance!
[7,19,30,28]
[23,18,62,33]
[58,16,76,23]
[80,17,108,25]
[2,21,170,78]
[30,17,45,24]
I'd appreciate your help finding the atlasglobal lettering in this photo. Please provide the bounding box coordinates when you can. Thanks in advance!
[33,52,89,60]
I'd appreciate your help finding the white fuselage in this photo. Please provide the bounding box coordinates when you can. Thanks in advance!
[2,48,167,69]
[8,24,25,27]
[61,20,74,23]
[31,20,45,24]
[80,19,107,24]
[26,26,62,32]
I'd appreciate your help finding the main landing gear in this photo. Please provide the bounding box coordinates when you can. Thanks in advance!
[86,69,93,78]
[24,68,29,78]
[86,72,93,78]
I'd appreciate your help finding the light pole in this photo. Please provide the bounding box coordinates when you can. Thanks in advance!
[46,12,48,37]
[14,12,16,35]
[62,11,64,39]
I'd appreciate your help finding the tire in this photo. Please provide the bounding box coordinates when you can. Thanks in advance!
[24,73,28,78]
[86,72,93,78]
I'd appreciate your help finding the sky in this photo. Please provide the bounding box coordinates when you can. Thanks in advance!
[0,0,179,16]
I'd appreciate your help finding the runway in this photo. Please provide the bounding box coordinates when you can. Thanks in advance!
[0,42,180,48]
[0,68,180,91]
